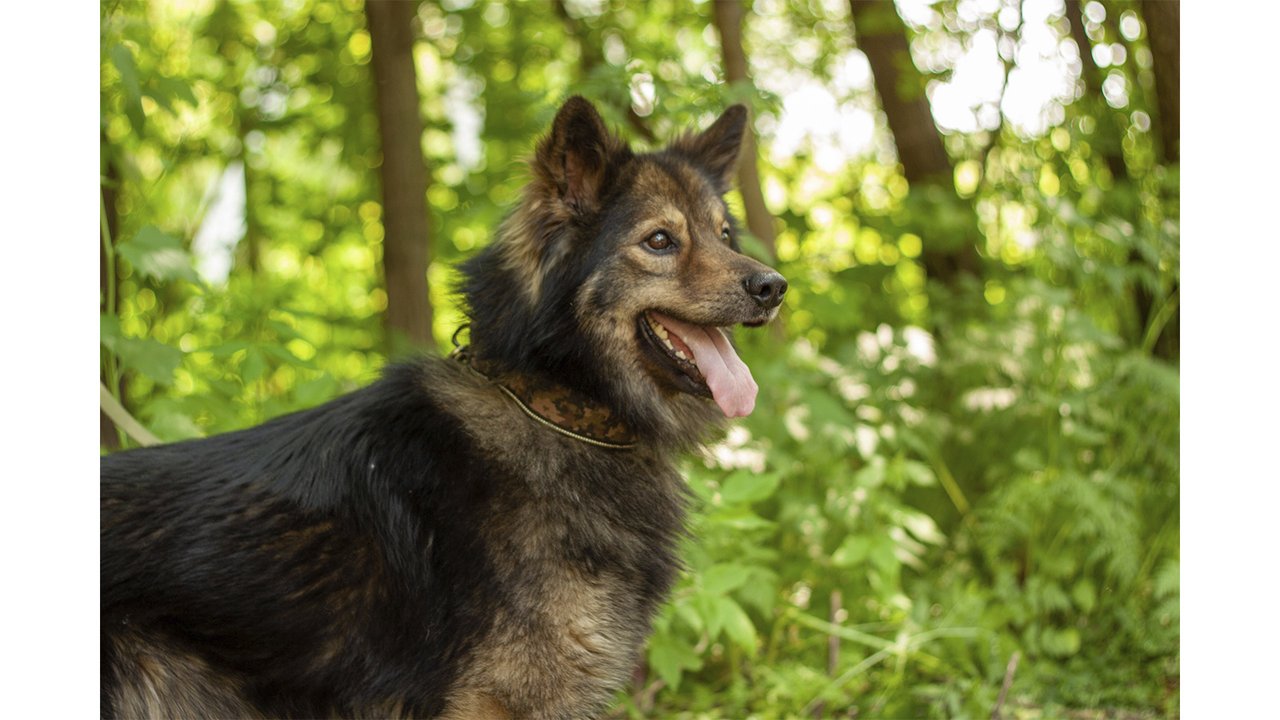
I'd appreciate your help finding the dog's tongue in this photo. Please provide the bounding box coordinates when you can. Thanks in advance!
[650,312,758,418]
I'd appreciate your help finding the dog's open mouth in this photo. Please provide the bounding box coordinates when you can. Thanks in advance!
[639,311,759,418]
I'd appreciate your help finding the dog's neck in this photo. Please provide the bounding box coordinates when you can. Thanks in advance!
[452,347,637,450]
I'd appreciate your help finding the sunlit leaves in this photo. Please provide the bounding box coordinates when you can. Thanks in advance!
[109,45,145,133]
[101,315,183,386]
[116,226,200,284]
[700,563,752,596]
[719,470,781,505]
[646,631,702,690]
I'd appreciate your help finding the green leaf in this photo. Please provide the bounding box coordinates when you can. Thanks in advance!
[718,597,759,655]
[831,536,871,568]
[869,539,898,573]
[116,226,200,284]
[854,458,886,488]
[101,315,183,386]
[693,592,723,639]
[720,470,781,505]
[702,563,752,595]
[262,343,316,369]
[268,319,307,342]
[241,347,268,384]
[110,45,145,133]
[735,568,779,614]
[674,599,704,634]
[294,375,340,406]
[902,459,936,486]
[142,398,204,441]
[646,633,702,691]
[1071,578,1097,614]
[706,509,774,531]
[1154,559,1180,598]
[902,512,945,545]
[155,76,198,108]
[1039,626,1081,657]
[207,340,253,358]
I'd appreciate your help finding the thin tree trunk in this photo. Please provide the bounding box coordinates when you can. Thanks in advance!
[367,0,434,350]
[849,1,950,184]
[101,141,123,450]
[1140,0,1179,361]
[211,7,263,276]
[1141,0,1179,164]
[711,0,777,262]
[238,112,262,274]
[848,0,980,284]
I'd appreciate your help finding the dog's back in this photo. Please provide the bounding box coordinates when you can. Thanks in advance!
[102,363,496,717]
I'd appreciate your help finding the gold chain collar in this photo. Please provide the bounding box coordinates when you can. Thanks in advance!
[451,344,637,450]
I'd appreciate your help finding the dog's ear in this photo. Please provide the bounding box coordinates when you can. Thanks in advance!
[672,104,748,193]
[535,96,629,215]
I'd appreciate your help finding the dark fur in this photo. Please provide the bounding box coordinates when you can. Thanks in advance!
[101,97,783,719]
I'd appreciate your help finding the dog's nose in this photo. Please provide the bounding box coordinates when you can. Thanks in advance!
[744,271,788,309]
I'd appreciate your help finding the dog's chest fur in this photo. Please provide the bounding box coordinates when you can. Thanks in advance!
[431,360,686,717]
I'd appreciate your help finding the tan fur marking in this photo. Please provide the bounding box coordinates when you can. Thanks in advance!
[496,195,571,304]
[437,689,513,720]
[110,632,262,720]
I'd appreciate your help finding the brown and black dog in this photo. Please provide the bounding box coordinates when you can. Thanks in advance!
[101,96,786,719]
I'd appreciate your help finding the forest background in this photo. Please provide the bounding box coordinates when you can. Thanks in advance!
[82,0,1200,716]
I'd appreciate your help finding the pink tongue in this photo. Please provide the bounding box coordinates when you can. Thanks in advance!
[650,312,758,418]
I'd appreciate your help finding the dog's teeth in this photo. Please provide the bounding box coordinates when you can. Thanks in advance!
[674,350,687,360]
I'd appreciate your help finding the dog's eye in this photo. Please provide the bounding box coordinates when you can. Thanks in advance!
[644,232,675,253]
[721,229,732,244]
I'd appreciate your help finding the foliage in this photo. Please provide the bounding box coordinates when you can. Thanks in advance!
[100,0,1178,717]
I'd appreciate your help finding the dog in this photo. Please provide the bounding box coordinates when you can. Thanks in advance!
[101,96,787,719]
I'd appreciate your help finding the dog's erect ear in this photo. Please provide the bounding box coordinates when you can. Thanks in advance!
[672,104,749,193]
[535,96,629,215]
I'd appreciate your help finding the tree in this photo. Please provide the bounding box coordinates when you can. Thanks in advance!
[101,142,123,450]
[1140,0,1179,360]
[207,2,266,275]
[847,0,980,285]
[1141,0,1179,164]
[367,0,434,350]
[711,0,777,261]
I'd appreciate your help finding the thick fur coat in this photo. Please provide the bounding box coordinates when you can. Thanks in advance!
[101,97,785,719]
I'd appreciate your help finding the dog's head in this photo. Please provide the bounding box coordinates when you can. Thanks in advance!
[462,97,786,441]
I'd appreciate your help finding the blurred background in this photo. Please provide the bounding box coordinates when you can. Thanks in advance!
[99,0,1179,717]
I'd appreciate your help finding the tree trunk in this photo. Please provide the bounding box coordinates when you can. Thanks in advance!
[367,0,434,350]
[711,0,777,262]
[1140,0,1179,361]
[848,0,980,284]
[101,142,123,450]
[238,112,263,274]
[1141,0,1179,164]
